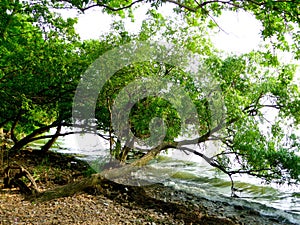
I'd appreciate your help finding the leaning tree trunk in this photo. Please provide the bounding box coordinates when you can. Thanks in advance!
[10,121,60,153]
[31,145,164,202]
[30,174,105,202]
[26,133,215,202]
[41,123,62,152]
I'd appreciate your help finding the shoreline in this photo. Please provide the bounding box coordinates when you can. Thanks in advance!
[140,182,299,225]
[0,150,299,224]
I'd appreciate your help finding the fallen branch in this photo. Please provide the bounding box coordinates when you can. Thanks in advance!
[4,164,40,195]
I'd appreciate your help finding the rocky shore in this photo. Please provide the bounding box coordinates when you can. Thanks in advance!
[0,151,298,225]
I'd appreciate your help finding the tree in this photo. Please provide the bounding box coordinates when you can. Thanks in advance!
[0,0,93,152]
[54,0,300,58]
[35,41,300,198]
[0,0,299,200]
[70,15,300,195]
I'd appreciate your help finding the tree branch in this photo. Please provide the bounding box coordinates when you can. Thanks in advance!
[29,130,110,143]
[59,0,145,13]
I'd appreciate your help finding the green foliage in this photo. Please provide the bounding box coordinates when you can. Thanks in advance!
[129,96,182,141]
[51,0,300,58]
[0,0,96,148]
[0,0,299,187]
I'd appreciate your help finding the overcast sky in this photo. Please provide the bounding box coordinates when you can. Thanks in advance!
[73,6,262,54]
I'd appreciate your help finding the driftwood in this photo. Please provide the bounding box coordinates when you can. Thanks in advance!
[4,164,40,195]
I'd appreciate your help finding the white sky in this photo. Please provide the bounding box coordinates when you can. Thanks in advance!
[210,11,262,54]
[73,6,262,54]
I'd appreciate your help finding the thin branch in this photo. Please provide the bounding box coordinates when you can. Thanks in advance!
[243,0,264,6]
[175,130,211,146]
[59,0,145,13]
[174,117,238,147]
[207,13,229,34]
[29,130,110,142]
[166,0,198,12]
[166,0,242,12]
[75,4,99,12]
[227,168,273,175]
[95,0,144,12]
[54,0,297,19]
[260,104,281,109]
[29,132,79,142]
[178,146,229,174]
[176,146,283,197]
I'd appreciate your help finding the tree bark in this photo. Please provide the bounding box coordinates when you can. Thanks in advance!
[41,123,62,152]
[4,165,40,195]
[29,131,220,202]
[31,144,165,202]
[31,174,105,202]
[9,121,60,153]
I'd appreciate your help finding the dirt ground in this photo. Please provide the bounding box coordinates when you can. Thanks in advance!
[0,151,297,225]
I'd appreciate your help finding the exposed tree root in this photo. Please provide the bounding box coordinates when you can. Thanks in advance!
[4,164,40,195]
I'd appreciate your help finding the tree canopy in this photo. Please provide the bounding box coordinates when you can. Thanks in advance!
[0,0,299,194]
[54,0,300,58]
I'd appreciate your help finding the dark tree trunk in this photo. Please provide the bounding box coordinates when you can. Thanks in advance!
[119,137,135,162]
[9,121,60,153]
[41,123,62,152]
